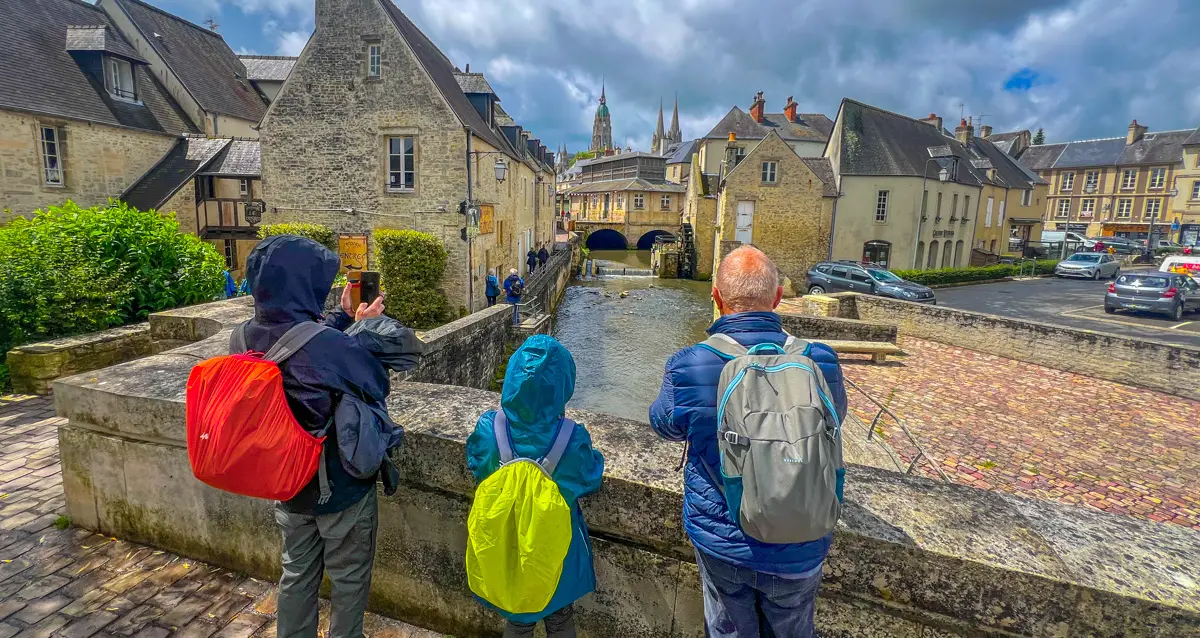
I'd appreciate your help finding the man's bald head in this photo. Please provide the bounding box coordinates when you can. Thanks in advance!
[714,246,782,315]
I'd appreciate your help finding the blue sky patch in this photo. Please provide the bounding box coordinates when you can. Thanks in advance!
[1004,68,1046,92]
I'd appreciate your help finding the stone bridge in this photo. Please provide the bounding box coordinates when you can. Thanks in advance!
[575,219,678,250]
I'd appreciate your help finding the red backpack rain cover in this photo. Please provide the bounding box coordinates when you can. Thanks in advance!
[186,322,329,501]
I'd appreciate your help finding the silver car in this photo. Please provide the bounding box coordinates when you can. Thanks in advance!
[1105,272,1200,321]
[1055,253,1121,279]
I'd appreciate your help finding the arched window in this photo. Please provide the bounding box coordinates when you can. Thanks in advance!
[915,241,925,269]
[862,240,891,268]
[954,240,964,267]
[941,241,953,267]
[927,240,939,269]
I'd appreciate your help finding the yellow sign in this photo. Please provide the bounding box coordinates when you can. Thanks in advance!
[339,234,368,272]
[479,204,495,235]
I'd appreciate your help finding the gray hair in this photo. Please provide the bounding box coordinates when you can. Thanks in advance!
[510,268,518,275]
[488,268,496,276]
[715,245,780,312]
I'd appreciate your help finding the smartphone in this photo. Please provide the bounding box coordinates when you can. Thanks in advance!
[359,271,381,306]
[346,270,363,309]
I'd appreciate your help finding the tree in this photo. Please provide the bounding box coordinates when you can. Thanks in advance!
[1032,128,1045,145]
[573,150,597,162]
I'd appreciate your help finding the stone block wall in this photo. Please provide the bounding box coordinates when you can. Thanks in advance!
[0,109,176,221]
[6,324,156,395]
[853,294,1200,400]
[404,305,511,390]
[779,314,897,343]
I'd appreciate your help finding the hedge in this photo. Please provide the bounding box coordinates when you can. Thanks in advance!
[375,229,451,329]
[892,260,1059,286]
[258,223,336,251]
[0,201,225,389]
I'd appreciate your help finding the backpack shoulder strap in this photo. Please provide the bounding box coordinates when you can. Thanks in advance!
[539,419,576,476]
[263,322,332,364]
[229,322,249,354]
[782,334,812,356]
[698,333,747,360]
[493,410,515,464]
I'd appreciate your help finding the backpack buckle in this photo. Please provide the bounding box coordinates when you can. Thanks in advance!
[723,431,746,445]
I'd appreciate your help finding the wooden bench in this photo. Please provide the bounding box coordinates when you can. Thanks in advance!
[820,340,902,364]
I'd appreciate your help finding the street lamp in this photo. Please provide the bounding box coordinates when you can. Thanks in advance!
[493,158,508,183]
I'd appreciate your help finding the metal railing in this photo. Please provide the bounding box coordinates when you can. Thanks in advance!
[844,377,950,483]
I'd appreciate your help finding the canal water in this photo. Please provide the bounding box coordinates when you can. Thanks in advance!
[553,250,712,422]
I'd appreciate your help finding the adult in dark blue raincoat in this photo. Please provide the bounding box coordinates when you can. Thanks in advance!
[241,235,388,638]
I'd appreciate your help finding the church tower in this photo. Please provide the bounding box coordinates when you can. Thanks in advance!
[590,82,613,153]
[668,94,682,145]
[651,98,666,154]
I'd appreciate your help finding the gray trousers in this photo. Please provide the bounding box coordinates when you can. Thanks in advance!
[274,489,378,638]
[504,605,577,638]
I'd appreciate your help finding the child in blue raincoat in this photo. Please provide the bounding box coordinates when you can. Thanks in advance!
[466,335,605,637]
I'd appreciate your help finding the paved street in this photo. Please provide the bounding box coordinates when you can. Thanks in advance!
[934,273,1200,347]
[0,395,440,638]
[842,338,1200,528]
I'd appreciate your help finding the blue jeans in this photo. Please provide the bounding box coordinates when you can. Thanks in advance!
[694,549,822,638]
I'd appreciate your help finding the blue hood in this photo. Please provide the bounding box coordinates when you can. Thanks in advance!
[501,335,576,431]
[246,235,340,324]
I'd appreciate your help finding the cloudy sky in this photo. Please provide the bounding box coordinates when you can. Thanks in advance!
[147,0,1199,152]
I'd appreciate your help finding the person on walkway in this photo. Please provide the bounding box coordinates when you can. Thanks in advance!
[527,248,539,275]
[466,335,604,638]
[504,268,525,326]
[241,235,388,638]
[486,268,501,307]
[649,245,848,638]
[538,245,550,267]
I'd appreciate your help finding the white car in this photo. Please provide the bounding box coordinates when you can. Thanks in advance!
[1055,253,1121,279]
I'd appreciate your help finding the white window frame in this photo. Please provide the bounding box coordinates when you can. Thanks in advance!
[1149,167,1166,190]
[386,136,416,192]
[1117,198,1132,219]
[1080,199,1095,218]
[1084,171,1099,191]
[761,161,777,184]
[1121,169,1137,190]
[660,193,671,211]
[875,190,889,223]
[1021,189,1032,207]
[985,197,993,227]
[40,125,63,186]
[1145,198,1161,220]
[634,193,644,209]
[1060,172,1075,192]
[238,179,249,197]
[998,200,1005,224]
[1056,199,1071,218]
[106,56,137,102]
[1192,180,1200,201]
[368,44,382,79]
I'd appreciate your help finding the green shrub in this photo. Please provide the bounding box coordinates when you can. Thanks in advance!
[258,223,336,251]
[375,229,451,329]
[0,201,225,375]
[892,259,1059,286]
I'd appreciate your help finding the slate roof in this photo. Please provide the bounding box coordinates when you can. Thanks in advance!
[454,72,495,95]
[0,0,196,136]
[1015,129,1193,171]
[985,130,1023,155]
[238,56,296,82]
[378,0,515,161]
[109,0,266,123]
[566,178,686,194]
[199,139,260,177]
[65,25,146,62]
[1185,128,1200,146]
[1117,129,1194,166]
[801,157,839,197]
[120,136,230,211]
[666,139,699,164]
[494,103,516,127]
[704,107,833,142]
[966,137,1045,189]
[830,99,986,187]
[1016,143,1065,171]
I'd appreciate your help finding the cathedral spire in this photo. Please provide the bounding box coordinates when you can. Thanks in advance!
[600,78,606,104]
[668,93,682,144]
[652,97,666,154]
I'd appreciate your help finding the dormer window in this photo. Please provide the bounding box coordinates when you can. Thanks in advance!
[106,56,136,102]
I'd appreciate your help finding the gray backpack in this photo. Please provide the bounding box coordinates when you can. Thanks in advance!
[698,334,844,544]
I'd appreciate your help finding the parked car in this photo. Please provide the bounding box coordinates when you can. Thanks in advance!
[1100,237,1140,254]
[1105,272,1200,321]
[1055,253,1121,279]
[806,261,936,303]
[1160,256,1200,281]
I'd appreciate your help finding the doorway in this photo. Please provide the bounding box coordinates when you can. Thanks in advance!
[735,201,754,244]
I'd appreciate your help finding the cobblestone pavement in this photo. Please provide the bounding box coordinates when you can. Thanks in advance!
[0,395,441,638]
[840,337,1200,528]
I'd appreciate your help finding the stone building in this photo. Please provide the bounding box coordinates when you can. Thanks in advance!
[591,83,614,153]
[692,131,837,291]
[239,56,298,104]
[0,0,198,222]
[696,92,833,176]
[96,0,267,138]
[665,139,698,184]
[566,153,684,250]
[1015,120,1196,242]
[1177,130,1200,245]
[958,123,1048,259]
[258,0,556,313]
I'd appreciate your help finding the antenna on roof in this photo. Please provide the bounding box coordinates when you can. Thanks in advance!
[957,102,965,122]
[974,114,991,128]
[203,17,219,32]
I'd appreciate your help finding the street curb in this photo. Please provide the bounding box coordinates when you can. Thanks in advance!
[925,275,1054,289]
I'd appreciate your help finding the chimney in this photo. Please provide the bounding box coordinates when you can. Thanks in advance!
[464,63,470,73]
[783,96,798,123]
[980,125,993,138]
[749,91,766,123]
[955,118,973,144]
[919,113,943,131]
[728,132,736,142]
[1127,119,1148,145]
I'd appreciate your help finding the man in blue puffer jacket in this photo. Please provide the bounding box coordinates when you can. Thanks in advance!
[650,246,847,638]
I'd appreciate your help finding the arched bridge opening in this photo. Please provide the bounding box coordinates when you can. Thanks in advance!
[586,229,628,250]
[637,230,676,250]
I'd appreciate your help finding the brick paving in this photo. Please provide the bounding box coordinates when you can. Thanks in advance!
[0,395,441,638]
[841,337,1200,528]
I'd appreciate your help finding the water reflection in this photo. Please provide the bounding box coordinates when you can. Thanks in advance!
[588,250,652,269]
[553,261,712,422]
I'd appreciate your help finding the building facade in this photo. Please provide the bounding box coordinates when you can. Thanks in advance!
[1177,130,1200,245]
[258,0,555,313]
[696,92,833,177]
[962,125,1049,258]
[1017,120,1195,242]
[566,153,684,250]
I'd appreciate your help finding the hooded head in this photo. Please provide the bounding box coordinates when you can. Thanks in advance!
[501,335,576,430]
[246,235,341,324]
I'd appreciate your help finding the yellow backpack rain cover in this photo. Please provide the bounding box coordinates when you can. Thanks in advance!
[466,412,575,614]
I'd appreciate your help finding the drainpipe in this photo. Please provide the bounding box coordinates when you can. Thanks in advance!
[465,130,474,310]
[827,189,842,260]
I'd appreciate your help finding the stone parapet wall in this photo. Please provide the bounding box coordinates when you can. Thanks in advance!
[6,324,157,395]
[404,305,512,390]
[52,302,1200,637]
[852,294,1200,400]
[780,313,898,343]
